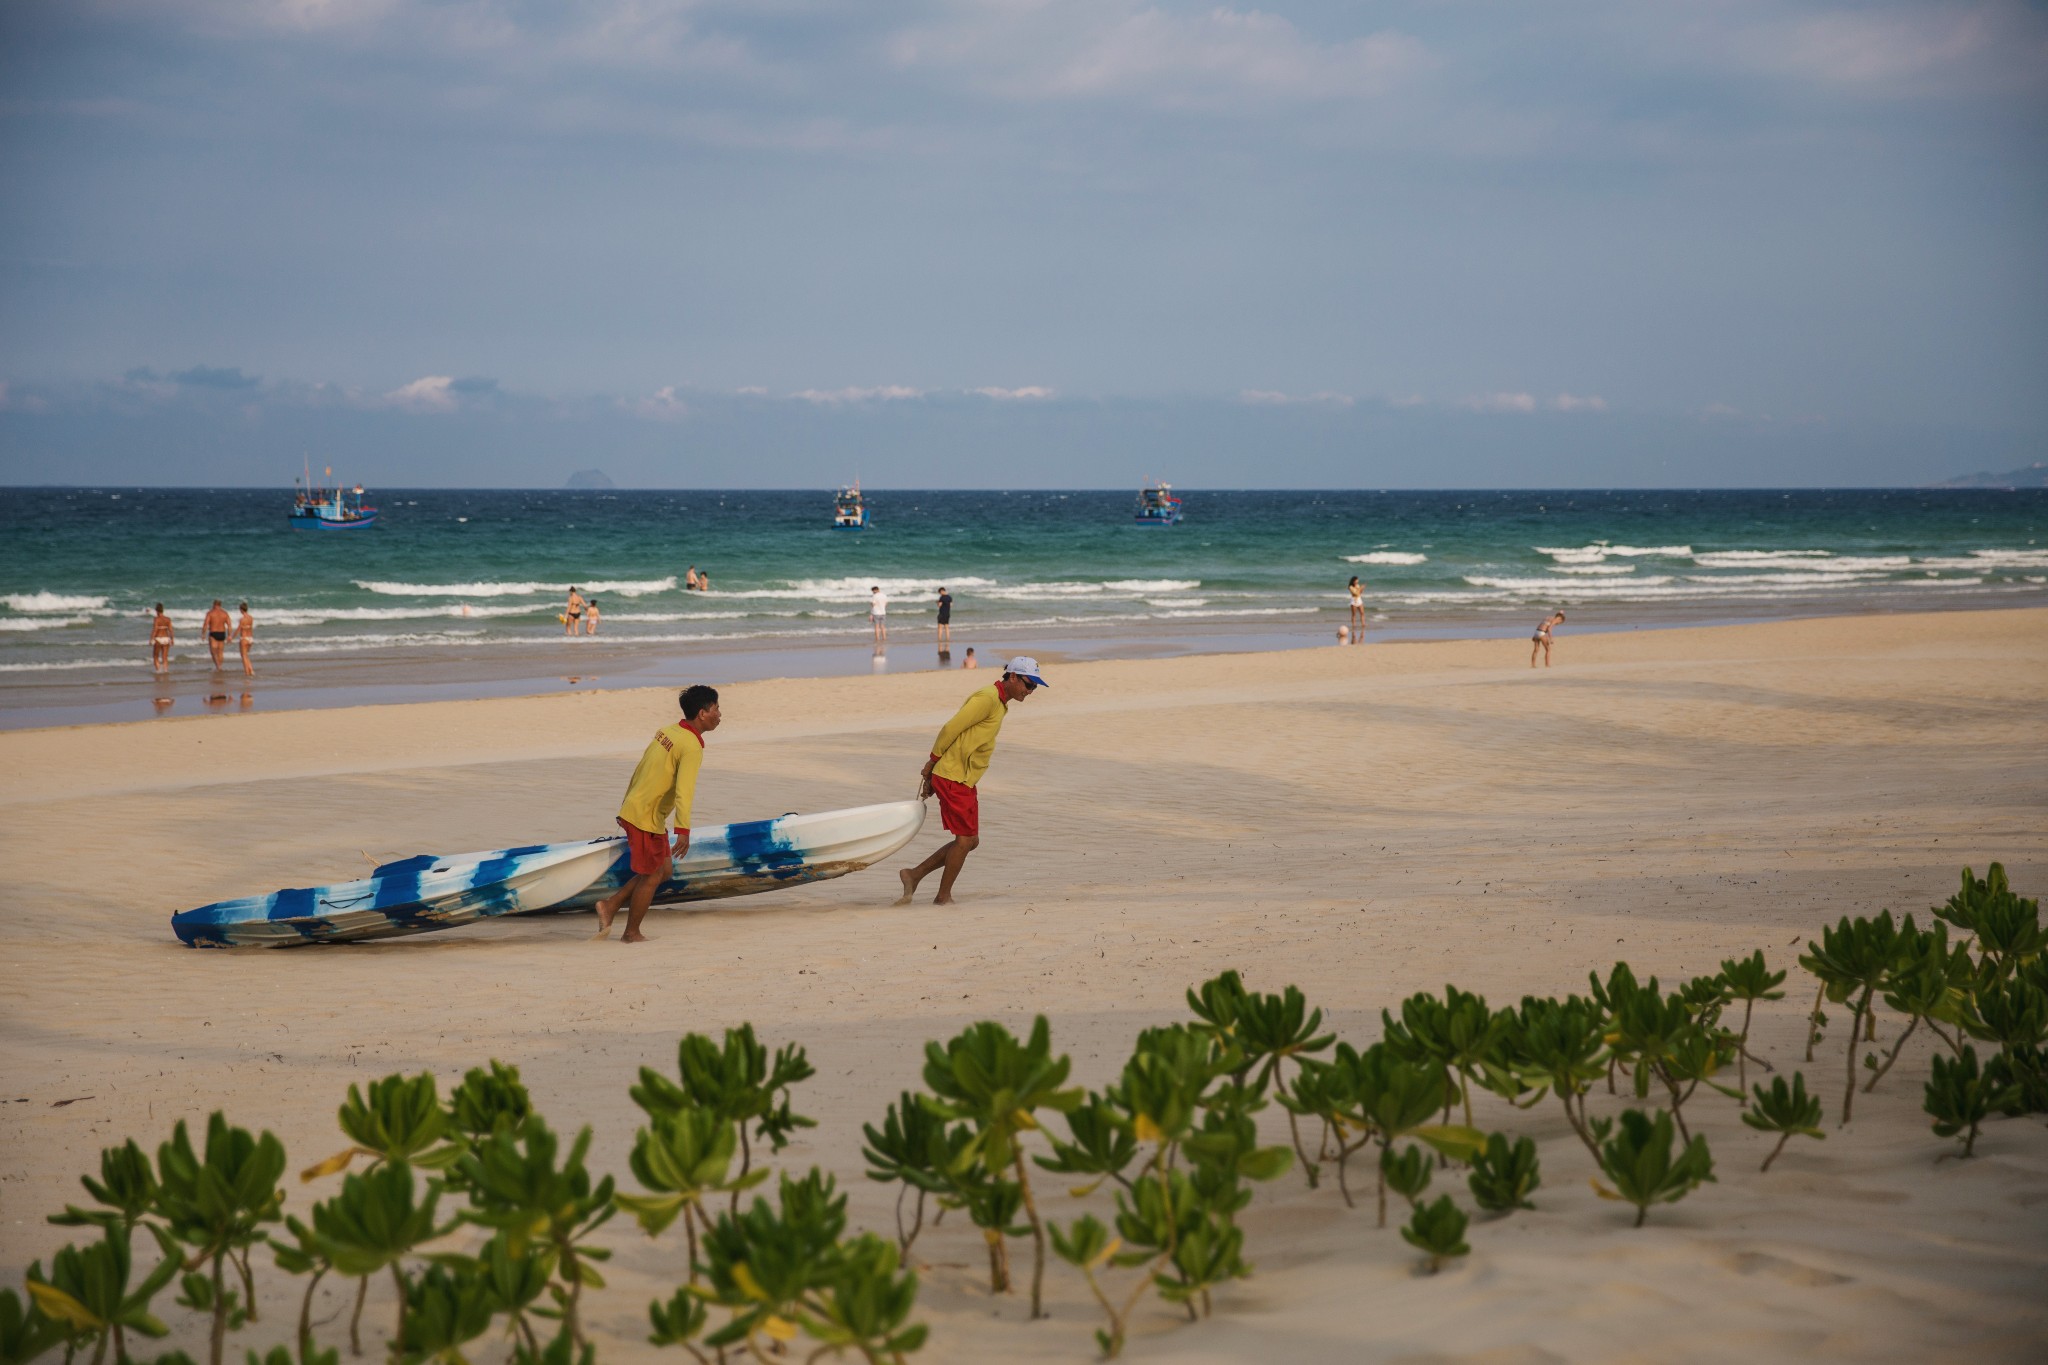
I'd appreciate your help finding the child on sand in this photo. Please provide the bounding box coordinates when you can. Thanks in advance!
[897,657,1046,906]
[593,684,722,943]
[1531,610,1566,668]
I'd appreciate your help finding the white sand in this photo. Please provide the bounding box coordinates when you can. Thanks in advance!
[2,608,2045,1361]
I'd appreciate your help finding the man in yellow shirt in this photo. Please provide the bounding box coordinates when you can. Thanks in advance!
[595,684,722,942]
[896,657,1047,906]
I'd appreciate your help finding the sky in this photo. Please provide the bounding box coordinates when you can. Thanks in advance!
[1,0,2045,488]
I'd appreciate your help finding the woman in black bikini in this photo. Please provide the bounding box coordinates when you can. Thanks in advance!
[1530,610,1565,668]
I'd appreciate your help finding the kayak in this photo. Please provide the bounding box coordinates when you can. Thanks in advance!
[170,799,925,948]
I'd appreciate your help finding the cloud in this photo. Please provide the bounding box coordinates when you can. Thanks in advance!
[1461,392,1538,413]
[1703,3,2033,95]
[734,386,769,396]
[1551,393,1607,412]
[170,364,261,389]
[629,384,688,420]
[789,385,924,404]
[383,375,458,412]
[970,386,1055,400]
[888,2,1433,108]
[1240,389,1354,407]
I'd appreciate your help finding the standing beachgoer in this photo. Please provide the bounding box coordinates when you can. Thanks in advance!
[1348,576,1366,635]
[896,657,1047,906]
[236,602,255,677]
[150,604,174,674]
[585,600,601,635]
[1531,610,1566,669]
[593,684,722,943]
[564,587,586,636]
[962,648,977,669]
[686,566,700,591]
[870,586,888,644]
[935,587,953,645]
[202,600,231,670]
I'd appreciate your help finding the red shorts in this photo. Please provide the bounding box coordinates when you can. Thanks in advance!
[930,774,979,838]
[617,818,680,877]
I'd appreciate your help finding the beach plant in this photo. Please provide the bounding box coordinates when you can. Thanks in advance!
[1339,1047,1481,1226]
[245,1345,338,1365]
[265,1213,335,1360]
[861,1092,978,1253]
[632,1025,816,1183]
[1184,973,1333,1180]
[303,1074,465,1183]
[645,1285,710,1361]
[1379,1145,1432,1210]
[922,1016,1082,1319]
[444,1063,534,1143]
[1034,1092,1142,1196]
[23,1224,180,1365]
[1742,1074,1825,1173]
[50,1141,162,1236]
[1606,978,1735,1137]
[1399,1196,1470,1274]
[1275,1050,1375,1199]
[1924,1045,2021,1158]
[616,1103,767,1278]
[507,1325,592,1365]
[1864,922,1974,1092]
[1799,911,1910,1123]
[1381,985,1508,1129]
[455,1117,614,1348]
[1499,995,1609,1162]
[1591,1108,1715,1228]
[153,1113,288,1365]
[1935,864,2044,983]
[1049,1214,1151,1360]
[1960,971,2048,1075]
[1716,951,1786,1089]
[1,1285,67,1365]
[394,1263,494,1365]
[952,1164,1030,1294]
[1466,1134,1540,1214]
[291,1159,454,1359]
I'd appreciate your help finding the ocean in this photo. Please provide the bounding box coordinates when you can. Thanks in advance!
[2,486,2044,724]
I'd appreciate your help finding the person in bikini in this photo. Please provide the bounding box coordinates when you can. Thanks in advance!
[584,600,601,635]
[564,587,586,636]
[201,600,231,670]
[1531,610,1566,668]
[149,604,174,674]
[594,684,722,943]
[236,602,255,677]
[896,657,1047,906]
[1348,576,1366,637]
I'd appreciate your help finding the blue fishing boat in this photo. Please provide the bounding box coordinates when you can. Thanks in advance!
[290,462,378,531]
[1133,481,1183,527]
[832,482,870,529]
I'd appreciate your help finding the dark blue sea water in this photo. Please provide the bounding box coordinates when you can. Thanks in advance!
[2,487,2044,697]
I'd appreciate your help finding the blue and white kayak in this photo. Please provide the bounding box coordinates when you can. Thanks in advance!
[170,799,926,948]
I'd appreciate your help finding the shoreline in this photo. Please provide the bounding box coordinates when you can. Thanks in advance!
[3,597,2038,731]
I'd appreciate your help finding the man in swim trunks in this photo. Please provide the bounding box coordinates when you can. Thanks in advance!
[202,600,231,670]
[564,587,586,636]
[236,602,255,677]
[896,657,1047,906]
[935,587,953,645]
[594,683,721,942]
[150,603,174,674]
[870,586,888,644]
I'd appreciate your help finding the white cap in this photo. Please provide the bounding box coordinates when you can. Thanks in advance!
[1004,656,1049,687]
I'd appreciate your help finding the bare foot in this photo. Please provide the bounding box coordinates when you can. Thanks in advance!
[592,897,618,939]
[622,929,650,943]
[933,893,955,906]
[893,868,917,906]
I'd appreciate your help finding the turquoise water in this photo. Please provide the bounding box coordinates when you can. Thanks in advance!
[2,487,2045,683]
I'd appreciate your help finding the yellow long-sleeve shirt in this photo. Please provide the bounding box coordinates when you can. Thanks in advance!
[929,684,1007,787]
[617,721,706,834]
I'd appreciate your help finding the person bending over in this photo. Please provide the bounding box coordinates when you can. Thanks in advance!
[595,684,722,942]
[1531,610,1566,668]
[897,657,1047,906]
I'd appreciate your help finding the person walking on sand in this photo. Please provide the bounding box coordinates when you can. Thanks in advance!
[149,603,174,674]
[935,586,953,646]
[896,657,1047,906]
[236,602,255,677]
[202,600,231,670]
[593,684,722,943]
[584,600,601,635]
[564,586,586,636]
[1531,610,1566,668]
[870,585,889,644]
[1347,576,1366,636]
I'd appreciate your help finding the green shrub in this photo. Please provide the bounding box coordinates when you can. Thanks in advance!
[1381,985,1508,1128]
[154,1114,287,1365]
[1800,912,1912,1123]
[632,1025,816,1181]
[1935,864,2043,982]
[1742,1074,1824,1172]
[303,1074,464,1182]
[1467,1134,1540,1214]
[49,1141,160,1235]
[1717,951,1787,1089]
[1592,1108,1715,1227]
[24,1224,179,1365]
[1379,1145,1432,1209]
[1399,1196,1470,1273]
[456,1118,614,1347]
[1924,1045,2021,1158]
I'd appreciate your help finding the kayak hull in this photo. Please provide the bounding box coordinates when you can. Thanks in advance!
[170,800,925,948]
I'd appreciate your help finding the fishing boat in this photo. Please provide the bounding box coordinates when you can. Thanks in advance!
[170,800,925,947]
[1132,481,1183,527]
[832,482,870,530]
[289,461,378,531]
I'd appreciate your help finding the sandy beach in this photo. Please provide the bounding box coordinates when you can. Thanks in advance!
[3,606,2045,1362]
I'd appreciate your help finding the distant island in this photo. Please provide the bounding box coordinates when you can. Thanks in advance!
[565,469,614,490]
[1930,460,2047,489]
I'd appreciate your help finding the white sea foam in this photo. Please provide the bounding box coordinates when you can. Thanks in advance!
[1536,544,1692,563]
[716,576,997,602]
[3,592,110,613]
[0,658,114,672]
[1916,549,2048,570]
[1549,565,1637,576]
[1342,552,1427,565]
[0,615,92,631]
[1103,579,1202,593]
[1691,551,1912,571]
[354,577,678,598]
[1465,575,1675,590]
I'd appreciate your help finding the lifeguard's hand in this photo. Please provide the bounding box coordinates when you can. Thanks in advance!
[671,832,689,858]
